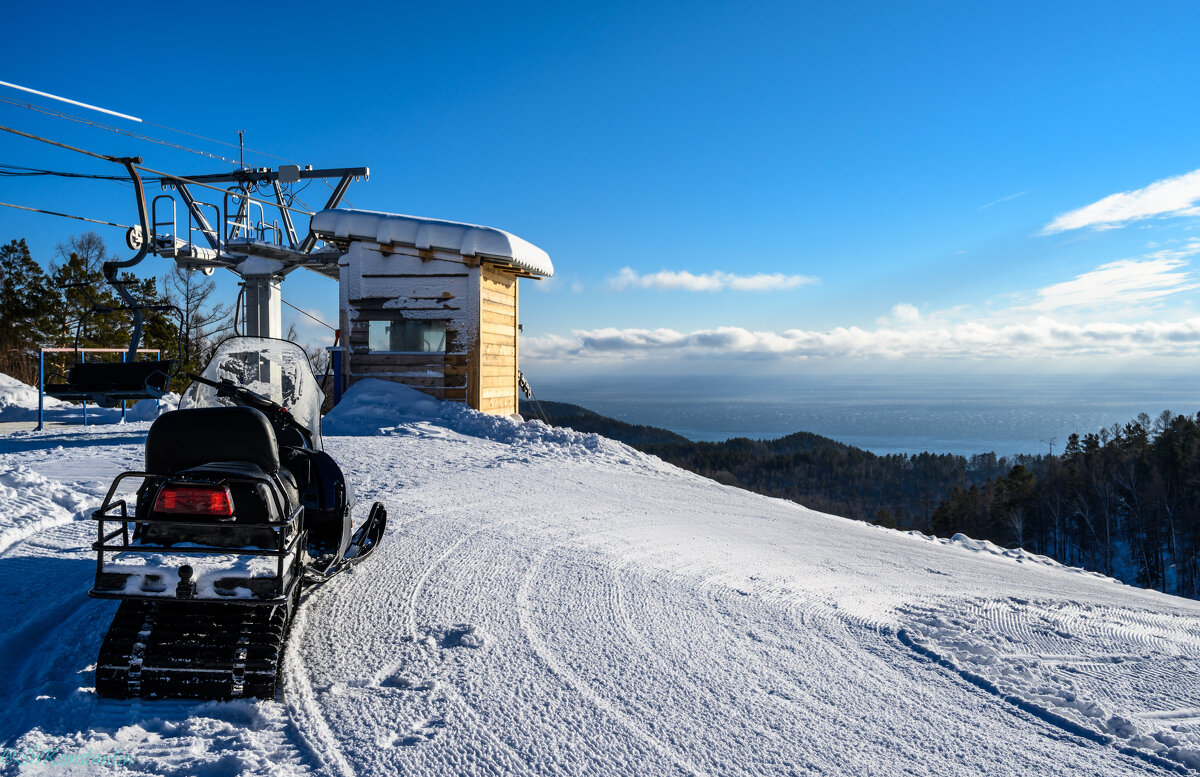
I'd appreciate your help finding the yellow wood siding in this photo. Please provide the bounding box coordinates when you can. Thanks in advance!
[473,267,518,414]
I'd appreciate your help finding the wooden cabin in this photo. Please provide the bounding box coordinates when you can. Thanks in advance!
[309,209,553,415]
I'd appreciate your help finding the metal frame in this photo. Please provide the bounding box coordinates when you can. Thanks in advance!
[37,347,161,430]
[90,470,304,606]
[157,166,368,262]
[150,166,368,337]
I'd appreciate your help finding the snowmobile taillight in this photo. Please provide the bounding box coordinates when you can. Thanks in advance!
[154,484,235,516]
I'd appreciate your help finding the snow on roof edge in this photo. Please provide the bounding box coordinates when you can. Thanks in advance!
[310,209,553,277]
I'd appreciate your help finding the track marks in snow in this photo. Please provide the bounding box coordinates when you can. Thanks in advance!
[899,596,1200,772]
[0,463,93,555]
[406,533,475,643]
[5,421,1199,775]
[281,603,358,777]
[0,523,312,777]
[517,544,709,777]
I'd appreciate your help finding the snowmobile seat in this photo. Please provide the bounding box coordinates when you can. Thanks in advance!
[146,407,280,475]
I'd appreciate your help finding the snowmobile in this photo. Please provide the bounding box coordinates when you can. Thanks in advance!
[88,336,386,700]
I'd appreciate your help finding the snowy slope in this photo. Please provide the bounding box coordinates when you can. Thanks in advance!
[1,383,1200,775]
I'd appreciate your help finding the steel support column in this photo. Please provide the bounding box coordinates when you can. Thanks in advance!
[242,277,282,338]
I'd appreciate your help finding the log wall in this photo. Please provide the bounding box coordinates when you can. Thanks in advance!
[339,242,522,414]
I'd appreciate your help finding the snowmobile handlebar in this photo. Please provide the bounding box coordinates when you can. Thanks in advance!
[184,372,313,447]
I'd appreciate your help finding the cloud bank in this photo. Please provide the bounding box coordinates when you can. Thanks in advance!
[1044,168,1200,233]
[522,318,1200,362]
[608,267,817,292]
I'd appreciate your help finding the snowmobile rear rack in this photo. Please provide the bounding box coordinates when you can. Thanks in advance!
[90,470,304,606]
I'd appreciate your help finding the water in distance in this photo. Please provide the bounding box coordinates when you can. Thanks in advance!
[530,372,1200,457]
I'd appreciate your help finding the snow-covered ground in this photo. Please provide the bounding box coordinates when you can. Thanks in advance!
[2,379,1200,775]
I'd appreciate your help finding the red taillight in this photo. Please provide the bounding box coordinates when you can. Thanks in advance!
[153,484,234,516]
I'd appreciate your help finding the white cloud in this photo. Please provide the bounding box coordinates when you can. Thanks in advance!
[521,318,1200,362]
[283,306,337,347]
[978,191,1026,211]
[1033,254,1200,311]
[876,302,920,326]
[525,246,1200,364]
[1044,168,1200,233]
[607,267,818,292]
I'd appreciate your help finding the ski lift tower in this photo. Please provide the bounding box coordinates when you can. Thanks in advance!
[145,164,368,337]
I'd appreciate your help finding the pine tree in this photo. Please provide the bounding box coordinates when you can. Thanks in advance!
[0,239,57,383]
[48,233,128,352]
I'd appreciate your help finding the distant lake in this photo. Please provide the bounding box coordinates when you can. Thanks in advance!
[529,372,1200,457]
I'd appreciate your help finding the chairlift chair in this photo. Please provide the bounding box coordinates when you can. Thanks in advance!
[43,279,182,408]
[44,359,175,408]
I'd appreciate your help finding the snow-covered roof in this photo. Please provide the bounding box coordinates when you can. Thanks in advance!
[310,208,553,277]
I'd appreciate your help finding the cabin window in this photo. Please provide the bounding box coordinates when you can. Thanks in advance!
[367,320,447,353]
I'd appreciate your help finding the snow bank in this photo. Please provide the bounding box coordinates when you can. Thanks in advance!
[903,529,1114,581]
[324,378,627,458]
[0,463,92,554]
[0,372,66,422]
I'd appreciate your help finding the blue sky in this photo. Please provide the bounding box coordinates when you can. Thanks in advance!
[5,1,1200,382]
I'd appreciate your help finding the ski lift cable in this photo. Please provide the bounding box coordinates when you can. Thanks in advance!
[281,298,336,331]
[0,199,133,230]
[0,80,142,122]
[3,100,355,208]
[0,125,315,218]
[0,161,172,187]
[0,162,130,180]
[139,118,301,165]
[0,122,125,163]
[0,97,240,166]
[0,93,306,168]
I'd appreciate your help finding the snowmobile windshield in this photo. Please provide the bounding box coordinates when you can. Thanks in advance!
[180,337,325,448]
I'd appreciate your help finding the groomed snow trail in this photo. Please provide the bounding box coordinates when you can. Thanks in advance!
[2,414,1200,775]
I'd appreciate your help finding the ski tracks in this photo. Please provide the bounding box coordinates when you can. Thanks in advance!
[516,542,709,777]
[898,595,1200,772]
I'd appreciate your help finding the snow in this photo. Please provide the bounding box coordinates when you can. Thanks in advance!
[236,257,287,277]
[2,381,1200,775]
[0,371,177,424]
[311,208,554,277]
[102,551,292,600]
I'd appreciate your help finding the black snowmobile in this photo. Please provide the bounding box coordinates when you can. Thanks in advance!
[88,336,386,700]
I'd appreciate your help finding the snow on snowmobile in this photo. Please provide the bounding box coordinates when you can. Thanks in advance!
[88,336,386,700]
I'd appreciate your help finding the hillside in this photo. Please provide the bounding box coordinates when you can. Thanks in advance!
[521,399,692,446]
[0,385,1197,775]
[523,398,1012,525]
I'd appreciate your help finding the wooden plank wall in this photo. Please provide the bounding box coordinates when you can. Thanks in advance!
[343,249,472,402]
[339,243,523,413]
[345,299,468,402]
[478,265,518,414]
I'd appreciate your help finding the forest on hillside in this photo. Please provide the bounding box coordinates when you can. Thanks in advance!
[525,400,1200,600]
